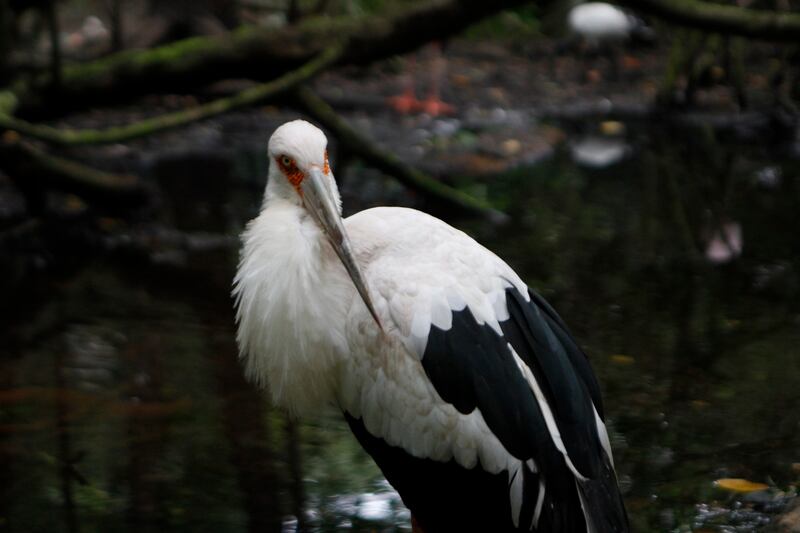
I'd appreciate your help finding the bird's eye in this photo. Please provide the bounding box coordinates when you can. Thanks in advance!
[281,156,293,167]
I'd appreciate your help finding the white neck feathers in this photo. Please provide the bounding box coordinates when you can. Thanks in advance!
[233,199,353,415]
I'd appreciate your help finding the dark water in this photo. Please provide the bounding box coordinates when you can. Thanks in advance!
[1,119,799,532]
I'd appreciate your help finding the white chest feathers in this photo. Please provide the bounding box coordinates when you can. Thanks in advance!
[233,201,354,415]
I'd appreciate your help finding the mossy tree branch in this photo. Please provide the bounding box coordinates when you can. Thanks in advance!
[0,137,148,207]
[0,45,343,146]
[616,0,800,41]
[2,0,792,220]
[12,0,531,118]
[7,0,799,119]
[1,43,500,219]
[294,86,507,222]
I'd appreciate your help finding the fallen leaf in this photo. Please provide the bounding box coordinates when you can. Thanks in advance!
[97,217,122,231]
[502,139,521,156]
[542,126,566,145]
[691,400,710,410]
[610,354,635,365]
[621,55,641,70]
[488,87,507,104]
[2,130,20,143]
[600,121,625,136]
[710,65,725,82]
[451,74,471,87]
[64,194,87,213]
[714,478,769,493]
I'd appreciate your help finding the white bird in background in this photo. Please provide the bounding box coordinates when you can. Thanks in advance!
[567,2,638,45]
[565,2,652,81]
[233,120,629,532]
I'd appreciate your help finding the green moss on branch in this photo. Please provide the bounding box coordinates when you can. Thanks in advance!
[12,0,530,118]
[0,139,148,205]
[0,46,342,146]
[615,0,800,41]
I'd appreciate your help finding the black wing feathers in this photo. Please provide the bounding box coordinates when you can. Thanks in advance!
[345,413,520,532]
[528,289,605,418]
[579,455,631,533]
[421,294,591,531]
[502,288,603,479]
[360,285,628,532]
[423,309,549,460]
[505,288,629,532]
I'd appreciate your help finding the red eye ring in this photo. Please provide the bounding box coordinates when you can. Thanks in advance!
[276,155,304,193]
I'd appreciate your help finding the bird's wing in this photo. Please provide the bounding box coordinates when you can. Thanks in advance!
[342,208,628,532]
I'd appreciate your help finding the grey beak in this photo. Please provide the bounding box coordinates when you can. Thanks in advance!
[301,167,383,331]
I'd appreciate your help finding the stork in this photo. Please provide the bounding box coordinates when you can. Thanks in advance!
[567,3,638,45]
[233,120,629,532]
[565,2,652,82]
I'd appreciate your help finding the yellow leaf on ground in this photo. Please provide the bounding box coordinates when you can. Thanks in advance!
[714,478,769,493]
[2,130,20,143]
[691,400,710,410]
[610,354,635,365]
[600,121,626,136]
[502,139,521,156]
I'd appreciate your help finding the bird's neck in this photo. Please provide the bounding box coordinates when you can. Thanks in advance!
[233,199,354,415]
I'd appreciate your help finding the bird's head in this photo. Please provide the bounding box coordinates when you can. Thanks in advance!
[265,119,382,329]
[267,119,338,207]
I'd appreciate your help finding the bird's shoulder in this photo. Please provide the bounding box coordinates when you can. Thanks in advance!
[346,206,521,286]
[345,207,527,345]
[345,206,461,252]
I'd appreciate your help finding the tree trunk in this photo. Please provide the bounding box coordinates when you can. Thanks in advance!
[43,0,61,89]
[107,0,124,52]
[0,0,10,81]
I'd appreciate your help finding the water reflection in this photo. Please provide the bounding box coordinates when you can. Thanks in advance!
[1,121,799,532]
[704,221,742,265]
[569,135,630,168]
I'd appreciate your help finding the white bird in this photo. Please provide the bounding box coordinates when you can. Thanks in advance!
[567,2,638,45]
[233,120,629,532]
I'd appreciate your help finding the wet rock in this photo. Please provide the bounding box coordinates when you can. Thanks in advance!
[765,498,800,533]
[64,325,120,391]
[755,166,782,189]
[0,177,27,221]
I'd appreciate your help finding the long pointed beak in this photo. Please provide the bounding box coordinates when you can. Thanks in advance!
[301,168,383,331]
